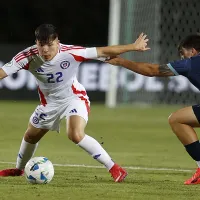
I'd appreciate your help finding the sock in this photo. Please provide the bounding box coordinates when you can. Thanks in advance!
[196,161,200,168]
[185,140,200,167]
[77,134,114,170]
[16,138,38,170]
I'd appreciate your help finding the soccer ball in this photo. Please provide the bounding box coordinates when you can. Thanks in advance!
[24,157,54,184]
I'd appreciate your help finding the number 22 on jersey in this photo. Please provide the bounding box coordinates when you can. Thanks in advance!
[46,72,63,83]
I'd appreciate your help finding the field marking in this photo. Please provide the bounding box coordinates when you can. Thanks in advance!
[0,161,193,172]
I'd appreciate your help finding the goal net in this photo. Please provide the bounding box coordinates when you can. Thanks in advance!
[106,0,200,106]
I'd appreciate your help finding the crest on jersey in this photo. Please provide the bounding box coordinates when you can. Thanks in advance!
[32,116,39,124]
[60,61,70,69]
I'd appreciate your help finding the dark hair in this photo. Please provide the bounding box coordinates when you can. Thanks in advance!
[178,34,200,53]
[35,24,58,44]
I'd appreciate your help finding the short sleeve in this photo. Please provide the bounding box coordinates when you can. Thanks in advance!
[85,48,107,61]
[68,47,106,61]
[1,46,36,76]
[1,58,22,75]
[167,58,191,76]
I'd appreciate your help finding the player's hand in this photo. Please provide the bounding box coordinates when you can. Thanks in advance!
[133,33,150,51]
[105,56,120,66]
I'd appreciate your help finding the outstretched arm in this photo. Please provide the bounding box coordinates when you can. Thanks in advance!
[0,68,8,79]
[106,57,174,77]
[96,33,150,57]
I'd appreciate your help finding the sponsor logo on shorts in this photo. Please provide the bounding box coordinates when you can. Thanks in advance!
[60,61,70,69]
[40,113,47,120]
[69,109,77,113]
[32,116,39,124]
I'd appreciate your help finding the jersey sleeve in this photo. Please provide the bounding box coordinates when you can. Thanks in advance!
[1,47,33,76]
[167,58,191,76]
[1,58,23,75]
[68,47,106,61]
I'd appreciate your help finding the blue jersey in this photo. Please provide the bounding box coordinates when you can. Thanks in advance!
[167,55,200,90]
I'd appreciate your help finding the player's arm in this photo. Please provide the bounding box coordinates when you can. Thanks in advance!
[0,68,8,79]
[106,57,175,77]
[96,33,150,58]
[0,49,31,79]
[1,59,24,78]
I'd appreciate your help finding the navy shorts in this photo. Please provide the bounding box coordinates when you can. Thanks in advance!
[192,105,200,123]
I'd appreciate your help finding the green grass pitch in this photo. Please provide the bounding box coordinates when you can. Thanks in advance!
[0,101,199,200]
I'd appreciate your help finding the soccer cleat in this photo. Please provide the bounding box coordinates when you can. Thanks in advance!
[184,168,200,185]
[109,163,128,182]
[0,168,24,177]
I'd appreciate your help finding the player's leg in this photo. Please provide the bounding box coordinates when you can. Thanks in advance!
[16,123,49,170]
[168,105,200,184]
[66,100,127,182]
[168,106,200,145]
[0,104,53,177]
[0,123,49,177]
[67,115,116,169]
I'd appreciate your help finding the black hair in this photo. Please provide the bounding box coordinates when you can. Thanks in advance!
[35,24,58,44]
[178,34,200,53]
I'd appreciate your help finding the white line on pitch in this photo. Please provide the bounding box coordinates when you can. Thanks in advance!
[0,161,193,172]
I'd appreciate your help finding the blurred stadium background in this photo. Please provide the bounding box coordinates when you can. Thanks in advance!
[1,1,200,199]
[107,0,200,106]
[1,0,200,105]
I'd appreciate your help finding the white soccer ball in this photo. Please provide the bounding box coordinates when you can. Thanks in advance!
[24,157,54,184]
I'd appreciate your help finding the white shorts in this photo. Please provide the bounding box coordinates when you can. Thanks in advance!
[29,98,90,132]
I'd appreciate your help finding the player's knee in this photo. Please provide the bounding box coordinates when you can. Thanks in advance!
[67,128,85,143]
[168,112,178,126]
